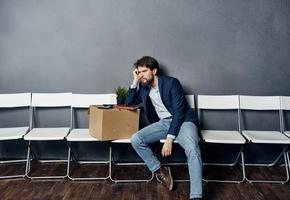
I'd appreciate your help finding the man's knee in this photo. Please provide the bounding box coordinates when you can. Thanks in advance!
[131,132,142,148]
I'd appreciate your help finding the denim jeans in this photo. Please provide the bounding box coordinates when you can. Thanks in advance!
[131,118,203,199]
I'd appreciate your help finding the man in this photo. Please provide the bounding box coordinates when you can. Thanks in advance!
[125,56,203,200]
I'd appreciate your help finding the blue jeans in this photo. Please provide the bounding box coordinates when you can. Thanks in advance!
[131,118,203,199]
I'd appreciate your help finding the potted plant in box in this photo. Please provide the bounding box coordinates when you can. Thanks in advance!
[115,86,128,105]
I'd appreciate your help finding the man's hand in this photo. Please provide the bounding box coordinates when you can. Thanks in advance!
[132,69,141,86]
[161,138,173,157]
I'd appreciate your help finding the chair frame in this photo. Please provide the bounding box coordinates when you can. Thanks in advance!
[66,93,116,181]
[281,96,290,174]
[240,95,290,184]
[25,93,72,180]
[198,95,246,183]
[109,105,155,183]
[109,139,154,183]
[0,93,31,179]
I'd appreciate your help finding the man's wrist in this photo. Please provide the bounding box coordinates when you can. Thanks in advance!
[130,80,139,88]
[167,134,176,140]
[165,138,174,144]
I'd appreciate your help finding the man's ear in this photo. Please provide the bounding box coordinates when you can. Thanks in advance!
[153,68,157,75]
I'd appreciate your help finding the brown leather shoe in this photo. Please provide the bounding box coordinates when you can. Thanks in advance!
[155,166,173,190]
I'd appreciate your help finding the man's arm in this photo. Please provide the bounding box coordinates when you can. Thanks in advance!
[125,69,142,105]
[167,78,186,137]
[162,78,186,157]
[125,86,142,105]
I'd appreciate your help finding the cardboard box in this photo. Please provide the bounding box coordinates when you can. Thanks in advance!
[89,106,140,141]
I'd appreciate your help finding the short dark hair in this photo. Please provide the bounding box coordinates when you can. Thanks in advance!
[134,56,159,72]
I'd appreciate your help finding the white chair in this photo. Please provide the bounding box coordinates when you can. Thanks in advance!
[281,96,290,138]
[109,139,154,183]
[281,96,290,175]
[240,95,290,184]
[0,93,31,179]
[198,95,247,183]
[109,110,154,183]
[159,95,196,182]
[24,93,72,179]
[66,93,116,180]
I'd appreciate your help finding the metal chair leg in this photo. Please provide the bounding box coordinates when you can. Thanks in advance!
[244,146,289,184]
[25,141,68,180]
[0,140,27,180]
[66,142,110,181]
[203,146,246,183]
[109,144,154,183]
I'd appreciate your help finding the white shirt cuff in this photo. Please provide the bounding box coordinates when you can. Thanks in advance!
[167,134,176,140]
[130,84,138,89]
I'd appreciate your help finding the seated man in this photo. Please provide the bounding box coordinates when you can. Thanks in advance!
[125,56,202,200]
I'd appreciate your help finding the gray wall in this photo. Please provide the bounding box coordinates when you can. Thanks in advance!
[0,0,290,162]
[1,0,289,95]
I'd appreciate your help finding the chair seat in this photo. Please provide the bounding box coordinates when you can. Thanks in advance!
[111,138,131,143]
[242,130,290,144]
[201,130,247,144]
[24,127,70,141]
[285,131,290,138]
[66,129,100,141]
[160,139,179,143]
[0,127,29,140]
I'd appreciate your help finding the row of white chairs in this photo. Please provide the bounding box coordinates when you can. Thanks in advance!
[0,93,116,181]
[0,93,290,184]
[198,95,290,184]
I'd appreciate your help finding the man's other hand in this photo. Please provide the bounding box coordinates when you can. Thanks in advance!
[161,138,173,157]
[131,69,141,86]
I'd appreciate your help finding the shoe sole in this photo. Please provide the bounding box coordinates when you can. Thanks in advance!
[156,166,174,191]
[167,166,173,191]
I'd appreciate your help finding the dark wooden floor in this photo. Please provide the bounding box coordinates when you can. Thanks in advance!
[0,163,290,200]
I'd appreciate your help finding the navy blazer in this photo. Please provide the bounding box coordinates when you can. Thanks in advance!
[125,75,198,137]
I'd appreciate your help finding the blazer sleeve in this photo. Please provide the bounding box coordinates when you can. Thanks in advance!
[125,87,142,106]
[167,79,186,137]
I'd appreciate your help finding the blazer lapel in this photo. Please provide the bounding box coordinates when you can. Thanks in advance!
[142,86,150,108]
[158,76,171,112]
[158,76,165,103]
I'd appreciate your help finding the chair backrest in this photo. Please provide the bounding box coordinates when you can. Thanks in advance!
[198,95,239,110]
[30,93,72,128]
[280,96,290,111]
[239,95,280,110]
[239,96,282,132]
[0,93,31,108]
[0,93,31,128]
[280,96,290,132]
[185,95,195,109]
[197,95,240,131]
[71,93,117,108]
[31,93,72,107]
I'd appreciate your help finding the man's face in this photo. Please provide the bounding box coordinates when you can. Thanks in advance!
[137,66,157,86]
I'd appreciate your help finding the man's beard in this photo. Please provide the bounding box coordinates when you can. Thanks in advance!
[140,77,154,86]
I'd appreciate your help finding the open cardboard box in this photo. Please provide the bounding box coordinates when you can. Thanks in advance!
[89,106,140,141]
